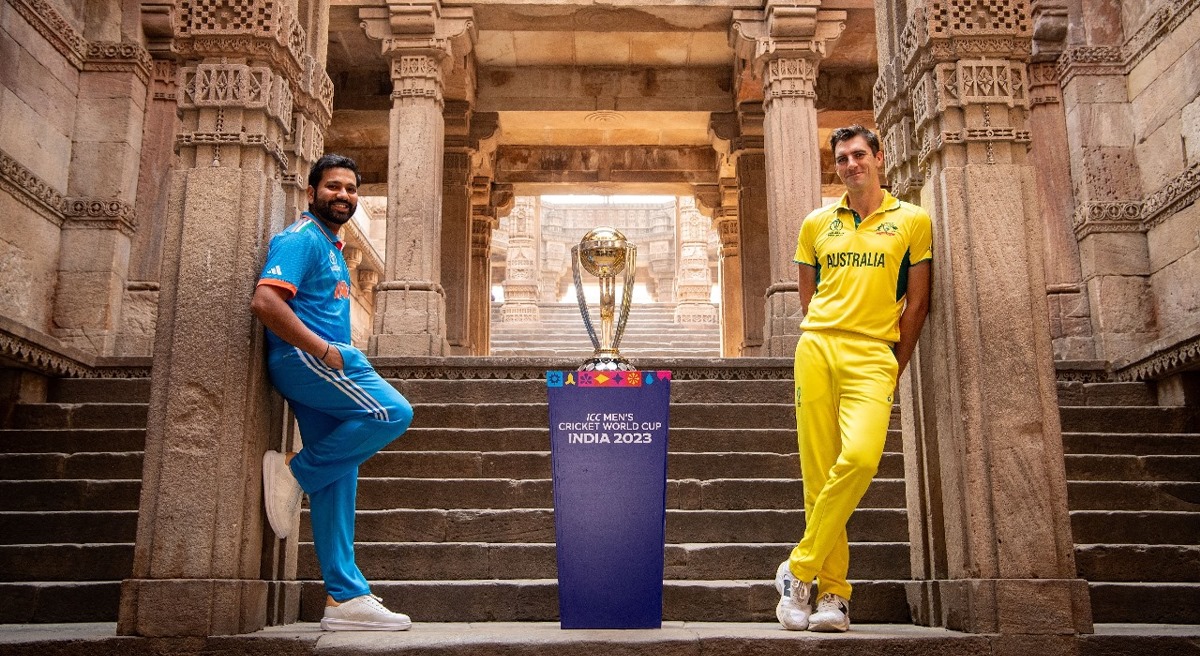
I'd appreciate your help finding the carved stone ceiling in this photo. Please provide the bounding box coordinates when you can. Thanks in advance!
[327,0,879,187]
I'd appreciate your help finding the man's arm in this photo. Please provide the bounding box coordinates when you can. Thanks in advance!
[797,264,817,318]
[893,261,930,375]
[250,284,344,369]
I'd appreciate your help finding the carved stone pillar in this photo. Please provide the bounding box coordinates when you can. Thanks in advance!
[876,0,1093,635]
[733,4,846,356]
[119,0,333,636]
[500,197,541,323]
[1058,7,1154,362]
[674,198,718,323]
[471,181,511,355]
[442,107,474,355]
[713,179,745,356]
[361,4,474,356]
[736,149,768,356]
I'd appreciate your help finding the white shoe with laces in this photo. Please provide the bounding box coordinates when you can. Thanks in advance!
[808,592,851,632]
[774,560,811,630]
[321,594,412,631]
[262,450,302,540]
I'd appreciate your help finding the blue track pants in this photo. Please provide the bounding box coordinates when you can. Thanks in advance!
[267,343,413,601]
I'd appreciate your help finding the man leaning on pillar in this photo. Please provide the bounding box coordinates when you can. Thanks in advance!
[251,154,416,631]
[775,125,932,632]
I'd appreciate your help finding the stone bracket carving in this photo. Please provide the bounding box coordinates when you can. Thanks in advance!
[1142,162,1200,231]
[1116,332,1200,382]
[0,148,67,224]
[1072,201,1145,238]
[8,0,88,68]
[62,198,138,237]
[730,7,847,80]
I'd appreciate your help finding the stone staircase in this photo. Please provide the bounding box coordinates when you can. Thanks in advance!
[0,367,1196,626]
[490,303,721,359]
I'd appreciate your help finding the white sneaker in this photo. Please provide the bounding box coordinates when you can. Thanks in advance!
[808,592,850,632]
[321,594,412,631]
[262,450,302,540]
[774,560,811,630]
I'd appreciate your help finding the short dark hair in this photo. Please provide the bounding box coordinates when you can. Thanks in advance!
[829,125,881,155]
[308,154,361,189]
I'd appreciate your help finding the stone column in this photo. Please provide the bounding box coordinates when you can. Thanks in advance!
[1058,1,1154,363]
[360,5,474,356]
[500,197,541,323]
[714,179,745,356]
[1027,0,1095,361]
[442,104,474,355]
[733,3,846,356]
[470,181,512,355]
[119,0,333,636]
[875,0,1093,635]
[674,197,718,323]
[736,149,768,356]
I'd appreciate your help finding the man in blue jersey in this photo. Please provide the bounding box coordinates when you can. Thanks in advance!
[251,154,414,631]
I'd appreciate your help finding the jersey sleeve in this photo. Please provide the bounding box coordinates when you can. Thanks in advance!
[257,231,312,299]
[794,212,819,267]
[909,209,933,265]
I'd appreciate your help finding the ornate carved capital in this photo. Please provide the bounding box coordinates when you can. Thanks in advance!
[730,8,845,86]
[763,57,820,106]
[1028,61,1062,106]
[62,198,138,236]
[390,53,447,107]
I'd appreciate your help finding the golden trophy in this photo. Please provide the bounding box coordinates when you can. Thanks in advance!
[572,227,637,371]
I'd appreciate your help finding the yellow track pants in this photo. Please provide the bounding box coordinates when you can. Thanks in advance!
[789,329,897,600]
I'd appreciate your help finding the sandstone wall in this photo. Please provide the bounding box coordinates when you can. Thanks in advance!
[0,0,83,332]
[1129,2,1200,345]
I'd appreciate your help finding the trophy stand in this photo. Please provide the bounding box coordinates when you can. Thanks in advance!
[571,227,637,371]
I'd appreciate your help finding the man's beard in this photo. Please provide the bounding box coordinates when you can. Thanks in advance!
[312,197,356,226]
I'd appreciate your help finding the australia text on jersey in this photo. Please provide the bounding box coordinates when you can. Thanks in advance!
[824,251,886,268]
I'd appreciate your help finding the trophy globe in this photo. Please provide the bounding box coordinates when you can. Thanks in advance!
[572,227,637,371]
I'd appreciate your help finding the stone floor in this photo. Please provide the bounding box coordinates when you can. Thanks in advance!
[1,622,1198,656]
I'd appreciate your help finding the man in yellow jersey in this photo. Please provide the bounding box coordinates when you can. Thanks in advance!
[775,124,932,632]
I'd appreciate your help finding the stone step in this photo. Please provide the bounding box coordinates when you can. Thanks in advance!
[0,429,146,454]
[358,451,906,480]
[296,542,912,582]
[1062,432,1200,455]
[48,378,152,404]
[407,403,801,430]
[0,544,132,581]
[0,511,138,545]
[1064,454,1200,481]
[1055,381,1158,406]
[1071,510,1200,545]
[298,508,911,544]
[296,579,913,624]
[1058,406,1197,433]
[353,478,908,511]
[8,404,148,430]
[0,480,141,511]
[1067,481,1200,511]
[0,581,119,623]
[1089,582,1200,623]
[1075,544,1200,582]
[0,452,144,480]
[391,427,904,453]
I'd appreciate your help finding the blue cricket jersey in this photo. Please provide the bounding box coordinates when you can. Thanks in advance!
[257,212,353,352]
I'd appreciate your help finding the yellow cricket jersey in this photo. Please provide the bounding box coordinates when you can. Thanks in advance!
[793,191,933,343]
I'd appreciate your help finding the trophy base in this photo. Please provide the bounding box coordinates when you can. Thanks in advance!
[578,356,636,372]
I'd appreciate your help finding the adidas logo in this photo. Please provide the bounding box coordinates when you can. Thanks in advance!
[267,265,283,276]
